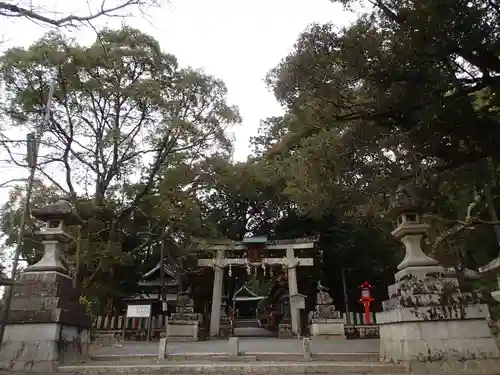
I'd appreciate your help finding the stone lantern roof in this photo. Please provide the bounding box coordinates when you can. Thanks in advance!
[388,182,428,217]
[31,198,82,225]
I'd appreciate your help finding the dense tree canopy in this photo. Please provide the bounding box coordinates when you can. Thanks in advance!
[257,0,500,269]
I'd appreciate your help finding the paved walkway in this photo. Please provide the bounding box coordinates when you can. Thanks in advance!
[91,338,380,357]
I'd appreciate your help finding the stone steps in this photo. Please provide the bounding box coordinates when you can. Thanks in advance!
[58,361,409,374]
[90,352,380,362]
[234,319,260,328]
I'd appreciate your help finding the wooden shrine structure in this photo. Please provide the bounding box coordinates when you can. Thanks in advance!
[198,236,317,337]
[231,283,265,319]
[123,263,180,319]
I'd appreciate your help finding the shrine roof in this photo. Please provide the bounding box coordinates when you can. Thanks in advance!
[123,292,178,301]
[234,296,265,302]
[233,283,263,299]
[142,262,179,280]
[242,235,268,244]
[137,279,179,287]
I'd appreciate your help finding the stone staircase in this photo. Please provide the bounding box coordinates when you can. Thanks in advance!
[55,337,500,374]
[234,318,260,328]
[57,351,408,374]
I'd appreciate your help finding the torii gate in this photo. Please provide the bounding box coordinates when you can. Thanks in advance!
[198,236,317,337]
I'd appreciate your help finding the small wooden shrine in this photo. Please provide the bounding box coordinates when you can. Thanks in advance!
[231,283,265,319]
[124,262,180,312]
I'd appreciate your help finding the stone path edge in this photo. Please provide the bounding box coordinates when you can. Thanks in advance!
[90,351,380,362]
[56,361,409,374]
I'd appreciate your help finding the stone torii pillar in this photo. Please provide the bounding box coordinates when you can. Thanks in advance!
[286,247,301,336]
[0,199,91,372]
[209,250,224,337]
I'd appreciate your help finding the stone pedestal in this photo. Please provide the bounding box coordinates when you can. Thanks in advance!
[377,204,499,369]
[278,324,293,338]
[0,200,91,372]
[378,270,498,362]
[278,316,293,338]
[309,291,345,339]
[167,297,202,342]
[219,301,232,338]
[310,318,345,337]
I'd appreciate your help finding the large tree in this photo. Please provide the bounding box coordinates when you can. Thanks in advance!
[197,156,290,240]
[258,0,500,267]
[270,0,500,167]
[1,27,238,205]
[0,27,240,310]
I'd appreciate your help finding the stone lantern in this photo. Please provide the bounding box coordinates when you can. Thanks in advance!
[0,199,91,372]
[389,187,440,278]
[376,183,499,371]
[24,199,81,274]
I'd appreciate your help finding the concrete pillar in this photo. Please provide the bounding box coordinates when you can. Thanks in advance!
[287,248,300,336]
[210,250,224,337]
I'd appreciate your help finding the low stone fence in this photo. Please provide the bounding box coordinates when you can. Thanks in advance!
[92,312,379,341]
[92,314,169,342]
[342,312,380,339]
[343,312,378,326]
[344,325,380,339]
[92,314,208,342]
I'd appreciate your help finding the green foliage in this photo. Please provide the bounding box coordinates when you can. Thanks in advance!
[247,275,271,296]
[251,0,500,277]
[79,295,94,316]
[0,27,239,204]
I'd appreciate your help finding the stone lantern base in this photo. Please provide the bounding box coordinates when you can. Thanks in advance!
[0,271,91,372]
[309,304,345,339]
[377,266,500,371]
[167,298,202,342]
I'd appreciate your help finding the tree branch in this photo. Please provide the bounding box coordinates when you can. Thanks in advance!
[0,0,157,27]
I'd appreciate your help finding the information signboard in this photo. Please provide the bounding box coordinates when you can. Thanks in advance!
[290,294,306,309]
[126,304,151,318]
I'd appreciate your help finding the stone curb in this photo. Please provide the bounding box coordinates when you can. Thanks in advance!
[90,352,380,362]
[57,361,408,374]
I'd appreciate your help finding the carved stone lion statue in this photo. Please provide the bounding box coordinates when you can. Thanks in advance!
[316,290,333,306]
